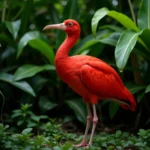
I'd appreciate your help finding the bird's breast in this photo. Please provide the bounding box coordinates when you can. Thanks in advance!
[55,58,77,83]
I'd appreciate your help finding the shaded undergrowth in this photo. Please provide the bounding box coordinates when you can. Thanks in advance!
[0,122,150,150]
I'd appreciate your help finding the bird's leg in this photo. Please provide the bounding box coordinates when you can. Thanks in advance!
[86,104,98,148]
[75,103,92,147]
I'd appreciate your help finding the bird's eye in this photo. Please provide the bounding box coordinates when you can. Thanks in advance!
[67,22,73,26]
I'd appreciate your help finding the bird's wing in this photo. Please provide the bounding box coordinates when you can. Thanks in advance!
[79,60,125,99]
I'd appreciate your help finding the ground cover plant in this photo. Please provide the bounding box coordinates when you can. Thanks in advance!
[0,0,150,149]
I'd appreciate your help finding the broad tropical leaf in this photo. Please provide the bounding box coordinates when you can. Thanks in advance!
[92,7,139,37]
[65,99,87,124]
[5,20,21,40]
[99,32,121,46]
[115,30,139,71]
[138,0,150,29]
[91,7,109,37]
[29,39,55,64]
[17,31,44,58]
[14,64,55,81]
[0,72,35,96]
[19,0,33,35]
[139,28,150,50]
[73,30,113,54]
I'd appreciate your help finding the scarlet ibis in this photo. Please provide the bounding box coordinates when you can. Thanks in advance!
[43,19,136,148]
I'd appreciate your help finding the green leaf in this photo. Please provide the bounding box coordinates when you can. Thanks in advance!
[17,31,44,58]
[56,0,79,48]
[74,39,99,55]
[0,72,36,97]
[22,128,33,135]
[14,64,55,81]
[145,84,150,93]
[0,34,16,48]
[138,0,150,29]
[137,92,145,103]
[115,130,122,137]
[73,30,112,55]
[109,102,120,119]
[65,99,87,124]
[127,84,146,94]
[19,0,33,35]
[29,39,55,64]
[91,7,109,37]
[31,115,40,122]
[107,11,139,31]
[92,7,139,37]
[99,32,120,46]
[115,30,139,71]
[39,96,58,112]
[5,20,21,40]
[63,0,79,20]
[140,28,150,50]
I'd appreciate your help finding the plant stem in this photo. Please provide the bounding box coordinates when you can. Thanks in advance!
[0,90,5,124]
[2,0,7,22]
[128,0,136,24]
[12,6,24,21]
[128,0,143,84]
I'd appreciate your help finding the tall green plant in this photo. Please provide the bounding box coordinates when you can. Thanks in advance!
[91,0,150,120]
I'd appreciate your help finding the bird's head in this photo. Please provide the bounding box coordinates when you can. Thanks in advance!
[43,19,80,36]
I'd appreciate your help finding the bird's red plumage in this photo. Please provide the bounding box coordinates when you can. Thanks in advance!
[53,19,136,111]
[44,19,136,147]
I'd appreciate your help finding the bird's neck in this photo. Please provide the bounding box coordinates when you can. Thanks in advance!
[55,33,79,61]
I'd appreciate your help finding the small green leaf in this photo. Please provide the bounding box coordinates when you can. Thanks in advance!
[29,39,55,64]
[65,99,87,124]
[5,20,21,40]
[31,115,40,122]
[22,128,33,135]
[115,130,122,137]
[39,96,58,112]
[145,84,150,93]
[17,120,24,126]
[138,0,150,29]
[14,64,55,81]
[17,31,44,58]
[0,72,36,96]
[115,30,139,71]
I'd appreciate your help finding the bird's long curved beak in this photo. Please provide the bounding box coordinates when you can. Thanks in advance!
[43,23,66,31]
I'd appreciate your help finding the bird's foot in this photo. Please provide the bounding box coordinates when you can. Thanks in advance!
[73,140,87,148]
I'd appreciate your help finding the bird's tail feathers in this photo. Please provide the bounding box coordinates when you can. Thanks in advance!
[120,87,136,111]
[111,88,136,111]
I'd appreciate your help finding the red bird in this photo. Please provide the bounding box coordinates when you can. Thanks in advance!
[43,19,136,148]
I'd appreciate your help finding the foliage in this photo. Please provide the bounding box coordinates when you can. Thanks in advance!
[1,0,150,147]
[1,122,150,150]
[91,0,150,121]
[11,104,48,129]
